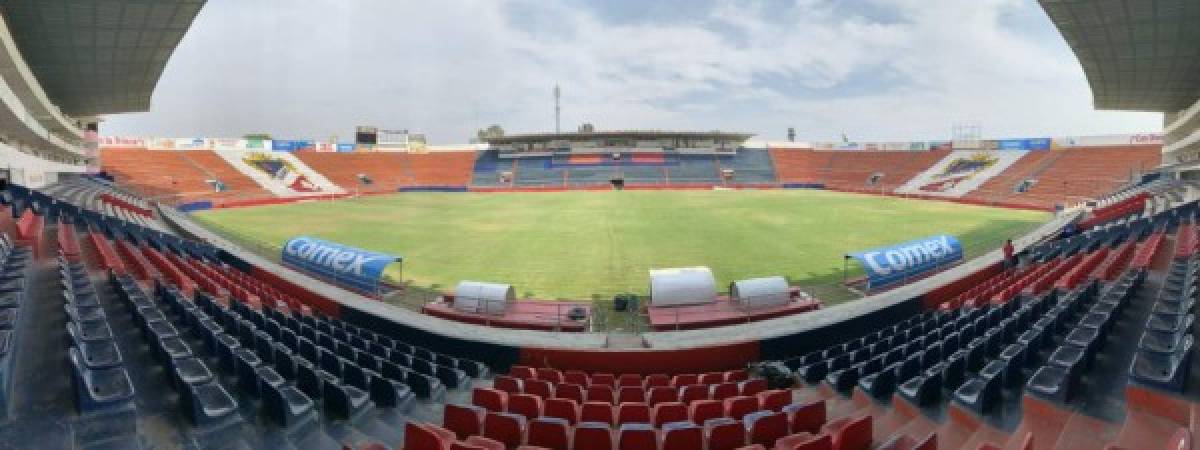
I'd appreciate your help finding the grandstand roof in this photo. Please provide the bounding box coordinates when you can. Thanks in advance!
[484,130,755,144]
[0,0,206,116]
[1040,0,1200,112]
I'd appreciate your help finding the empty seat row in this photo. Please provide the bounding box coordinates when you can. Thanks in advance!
[62,257,137,419]
[0,232,31,413]
[1129,255,1197,392]
[423,397,867,450]
[108,273,244,431]
[494,374,768,406]
[468,388,792,426]
[508,366,748,390]
[1023,270,1141,404]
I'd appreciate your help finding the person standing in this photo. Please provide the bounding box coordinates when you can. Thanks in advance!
[1003,239,1015,269]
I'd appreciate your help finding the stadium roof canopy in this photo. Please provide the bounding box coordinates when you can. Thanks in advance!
[0,0,206,117]
[1040,0,1200,112]
[485,130,755,144]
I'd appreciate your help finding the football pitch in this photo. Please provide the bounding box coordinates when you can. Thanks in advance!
[192,190,1049,303]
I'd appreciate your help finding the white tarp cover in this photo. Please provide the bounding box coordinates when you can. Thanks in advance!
[730,276,790,308]
[649,267,717,307]
[453,281,515,315]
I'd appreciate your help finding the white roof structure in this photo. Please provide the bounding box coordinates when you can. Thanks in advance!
[730,276,790,308]
[453,281,515,315]
[649,267,717,307]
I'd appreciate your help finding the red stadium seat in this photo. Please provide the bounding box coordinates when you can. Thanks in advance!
[713,382,741,400]
[456,436,505,450]
[745,410,788,447]
[707,417,748,450]
[725,370,749,382]
[648,386,679,406]
[661,422,704,450]
[775,432,815,450]
[404,422,455,450]
[741,379,768,397]
[587,385,616,404]
[700,372,725,385]
[645,374,670,388]
[564,370,589,386]
[680,384,711,404]
[821,416,871,450]
[672,374,699,387]
[618,423,657,450]
[536,368,564,384]
[616,402,650,426]
[554,383,585,404]
[483,412,527,449]
[543,398,580,424]
[652,401,688,427]
[495,376,523,394]
[524,380,554,399]
[526,417,570,450]
[778,433,833,450]
[724,396,759,420]
[443,404,486,439]
[591,373,615,387]
[573,422,615,450]
[757,390,791,412]
[784,400,826,434]
[617,374,642,388]
[473,388,508,412]
[510,366,536,380]
[618,386,646,404]
[507,394,544,420]
[690,399,724,425]
[581,401,616,425]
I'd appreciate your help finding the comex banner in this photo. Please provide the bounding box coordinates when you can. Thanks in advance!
[281,236,402,295]
[848,235,963,290]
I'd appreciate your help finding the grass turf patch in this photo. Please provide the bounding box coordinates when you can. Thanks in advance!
[193,189,1048,302]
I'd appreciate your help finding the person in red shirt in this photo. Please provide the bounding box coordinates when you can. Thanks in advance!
[1003,239,1015,269]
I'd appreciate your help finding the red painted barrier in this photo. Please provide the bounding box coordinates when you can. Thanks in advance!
[519,340,760,375]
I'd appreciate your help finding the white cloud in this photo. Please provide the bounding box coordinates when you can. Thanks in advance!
[101,0,1162,143]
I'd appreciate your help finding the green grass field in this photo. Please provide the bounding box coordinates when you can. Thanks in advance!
[193,190,1048,302]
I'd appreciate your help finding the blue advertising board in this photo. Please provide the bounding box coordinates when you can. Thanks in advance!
[849,235,963,289]
[281,236,401,294]
[995,138,1051,151]
[271,140,316,152]
[336,143,356,152]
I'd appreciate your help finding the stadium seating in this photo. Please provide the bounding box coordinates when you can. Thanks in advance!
[295,151,476,192]
[9,163,1198,450]
[99,148,272,202]
[971,146,1161,209]
[769,149,949,191]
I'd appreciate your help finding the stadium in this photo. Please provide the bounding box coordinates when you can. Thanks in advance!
[1,1,1199,449]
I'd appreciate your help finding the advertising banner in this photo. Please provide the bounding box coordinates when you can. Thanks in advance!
[336,143,356,152]
[281,236,401,294]
[995,138,1052,151]
[849,235,963,289]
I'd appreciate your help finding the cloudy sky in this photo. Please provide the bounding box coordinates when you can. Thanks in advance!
[102,0,1163,144]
